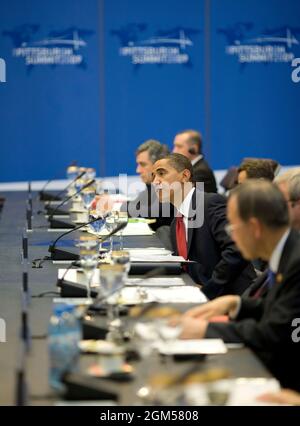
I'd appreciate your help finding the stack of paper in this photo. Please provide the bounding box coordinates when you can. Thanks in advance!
[58,268,100,287]
[184,378,281,406]
[125,277,185,287]
[108,285,207,304]
[157,339,228,355]
[88,221,155,237]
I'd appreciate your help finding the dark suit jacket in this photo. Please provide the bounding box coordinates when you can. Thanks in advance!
[121,184,175,231]
[242,269,269,299]
[192,157,217,193]
[170,189,256,299]
[206,229,300,391]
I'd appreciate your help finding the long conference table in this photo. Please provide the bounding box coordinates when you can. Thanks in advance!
[0,191,273,406]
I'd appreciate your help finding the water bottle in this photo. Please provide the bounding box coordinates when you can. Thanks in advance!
[63,304,82,364]
[48,304,82,392]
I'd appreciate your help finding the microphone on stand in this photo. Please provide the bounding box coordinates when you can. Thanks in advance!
[49,216,126,261]
[39,161,78,201]
[42,169,86,207]
[56,260,81,287]
[48,179,95,229]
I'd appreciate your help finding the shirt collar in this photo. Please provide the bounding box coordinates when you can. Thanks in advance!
[177,187,195,218]
[191,155,203,166]
[269,229,290,273]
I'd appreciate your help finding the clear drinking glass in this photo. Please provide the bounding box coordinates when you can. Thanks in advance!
[66,165,79,196]
[66,165,79,181]
[76,235,99,251]
[110,250,131,279]
[105,214,117,254]
[113,211,128,250]
[80,248,98,301]
[87,211,108,257]
[80,186,96,221]
[154,318,183,368]
[85,168,96,180]
[98,264,125,338]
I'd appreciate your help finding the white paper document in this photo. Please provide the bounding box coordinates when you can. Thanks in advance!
[108,285,207,304]
[88,221,155,236]
[125,277,185,287]
[184,378,281,406]
[127,248,172,256]
[157,339,228,355]
[53,297,92,306]
[130,254,185,263]
[58,268,100,287]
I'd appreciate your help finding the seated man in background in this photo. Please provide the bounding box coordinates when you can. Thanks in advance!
[95,139,175,231]
[152,153,255,299]
[173,180,300,392]
[275,169,300,231]
[237,157,276,273]
[173,129,217,193]
[237,158,275,184]
[243,172,300,298]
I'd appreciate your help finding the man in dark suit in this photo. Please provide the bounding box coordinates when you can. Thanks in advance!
[175,180,300,391]
[173,129,217,193]
[152,153,255,299]
[121,139,175,231]
[94,140,175,231]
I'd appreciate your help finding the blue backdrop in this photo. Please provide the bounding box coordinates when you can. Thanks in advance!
[0,0,101,182]
[0,0,299,182]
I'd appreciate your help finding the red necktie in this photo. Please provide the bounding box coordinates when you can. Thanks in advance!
[176,214,187,260]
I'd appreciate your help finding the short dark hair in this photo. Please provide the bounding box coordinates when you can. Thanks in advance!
[230,179,289,229]
[136,139,169,164]
[238,159,274,181]
[164,153,194,182]
[176,129,203,153]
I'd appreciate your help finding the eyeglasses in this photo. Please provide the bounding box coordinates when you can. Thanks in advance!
[224,223,245,237]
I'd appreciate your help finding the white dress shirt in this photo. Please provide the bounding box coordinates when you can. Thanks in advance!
[177,187,195,241]
[269,229,290,273]
[191,155,203,166]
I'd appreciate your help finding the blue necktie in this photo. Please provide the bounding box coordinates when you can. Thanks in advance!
[267,269,276,289]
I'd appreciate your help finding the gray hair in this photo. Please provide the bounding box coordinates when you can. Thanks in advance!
[136,139,169,164]
[289,174,300,203]
[230,179,289,229]
[274,167,300,185]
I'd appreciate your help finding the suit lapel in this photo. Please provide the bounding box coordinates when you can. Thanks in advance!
[170,217,178,255]
[187,223,194,254]
[265,230,296,306]
[187,190,197,254]
[276,229,296,284]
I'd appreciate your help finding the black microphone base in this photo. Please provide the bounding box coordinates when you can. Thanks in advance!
[45,206,70,216]
[39,191,62,201]
[82,318,108,340]
[62,373,119,401]
[57,279,97,297]
[49,219,75,229]
[50,249,79,261]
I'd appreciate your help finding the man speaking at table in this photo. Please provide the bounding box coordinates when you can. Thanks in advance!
[152,153,255,299]
[95,139,175,231]
[173,180,300,392]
